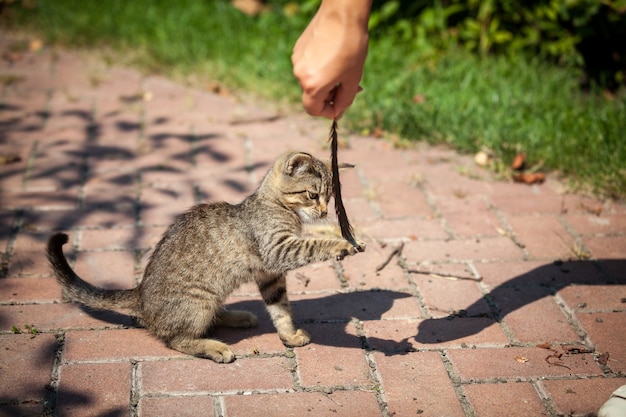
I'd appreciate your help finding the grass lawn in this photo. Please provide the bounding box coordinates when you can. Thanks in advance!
[3,0,625,199]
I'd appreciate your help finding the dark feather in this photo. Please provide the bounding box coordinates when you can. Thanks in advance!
[329,120,359,249]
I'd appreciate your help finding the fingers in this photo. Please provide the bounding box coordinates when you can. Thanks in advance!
[301,83,363,119]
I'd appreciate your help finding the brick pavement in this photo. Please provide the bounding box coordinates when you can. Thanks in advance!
[1,33,625,417]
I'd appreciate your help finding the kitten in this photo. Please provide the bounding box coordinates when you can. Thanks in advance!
[47,151,365,363]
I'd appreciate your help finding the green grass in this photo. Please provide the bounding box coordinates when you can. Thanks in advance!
[4,0,625,198]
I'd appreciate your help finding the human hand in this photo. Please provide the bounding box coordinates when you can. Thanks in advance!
[292,0,371,119]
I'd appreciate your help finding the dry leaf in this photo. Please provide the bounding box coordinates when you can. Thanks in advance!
[0,154,21,165]
[512,153,526,170]
[580,203,603,216]
[561,345,592,354]
[371,127,384,138]
[536,342,552,350]
[513,172,545,185]
[2,51,23,63]
[514,356,529,363]
[598,352,610,365]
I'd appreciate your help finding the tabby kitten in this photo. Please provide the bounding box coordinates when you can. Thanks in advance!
[47,151,365,363]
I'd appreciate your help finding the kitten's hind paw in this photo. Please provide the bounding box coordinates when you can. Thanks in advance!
[217,310,258,328]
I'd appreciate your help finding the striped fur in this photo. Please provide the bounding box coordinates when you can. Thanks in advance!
[47,151,365,363]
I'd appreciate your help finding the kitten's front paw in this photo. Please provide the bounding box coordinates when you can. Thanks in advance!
[335,241,366,261]
[281,328,311,347]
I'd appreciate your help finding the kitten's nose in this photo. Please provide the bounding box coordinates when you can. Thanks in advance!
[320,209,327,218]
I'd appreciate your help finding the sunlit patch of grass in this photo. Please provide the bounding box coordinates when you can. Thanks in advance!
[5,0,625,198]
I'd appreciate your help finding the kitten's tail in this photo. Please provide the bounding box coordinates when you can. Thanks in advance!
[47,233,139,311]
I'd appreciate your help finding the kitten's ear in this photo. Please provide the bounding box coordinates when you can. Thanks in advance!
[284,152,313,176]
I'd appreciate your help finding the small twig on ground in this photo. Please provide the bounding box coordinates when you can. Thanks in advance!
[375,242,405,272]
[407,269,482,282]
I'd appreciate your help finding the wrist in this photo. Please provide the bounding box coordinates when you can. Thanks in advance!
[318,0,372,29]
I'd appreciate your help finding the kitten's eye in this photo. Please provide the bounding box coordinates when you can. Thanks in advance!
[307,191,319,200]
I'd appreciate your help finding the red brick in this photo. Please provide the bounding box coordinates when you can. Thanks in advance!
[290,290,421,322]
[8,231,50,277]
[422,165,493,199]
[444,210,502,238]
[560,194,625,216]
[0,277,61,303]
[286,263,342,292]
[81,207,137,228]
[464,382,549,417]
[542,377,626,416]
[559,285,626,312]
[577,312,626,373]
[476,260,560,288]
[79,227,166,252]
[411,273,489,318]
[334,167,365,199]
[476,259,604,288]
[63,329,181,361]
[374,181,431,219]
[0,190,78,211]
[343,197,379,222]
[493,286,580,343]
[344,147,413,183]
[20,210,77,231]
[403,237,523,263]
[447,346,601,381]
[82,183,137,210]
[138,397,216,417]
[584,236,626,259]
[26,157,82,191]
[488,183,564,214]
[362,217,448,241]
[223,391,382,417]
[0,158,29,191]
[507,214,576,260]
[193,170,253,204]
[341,243,410,291]
[564,213,626,236]
[0,303,134,332]
[73,250,136,289]
[0,334,56,401]
[432,193,502,237]
[295,323,370,387]
[191,135,248,173]
[56,362,131,417]
[0,402,43,417]
[363,317,508,351]
[374,351,465,417]
[140,185,195,226]
[140,357,293,394]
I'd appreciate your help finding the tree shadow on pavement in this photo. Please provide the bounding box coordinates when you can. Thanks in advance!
[415,259,625,344]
